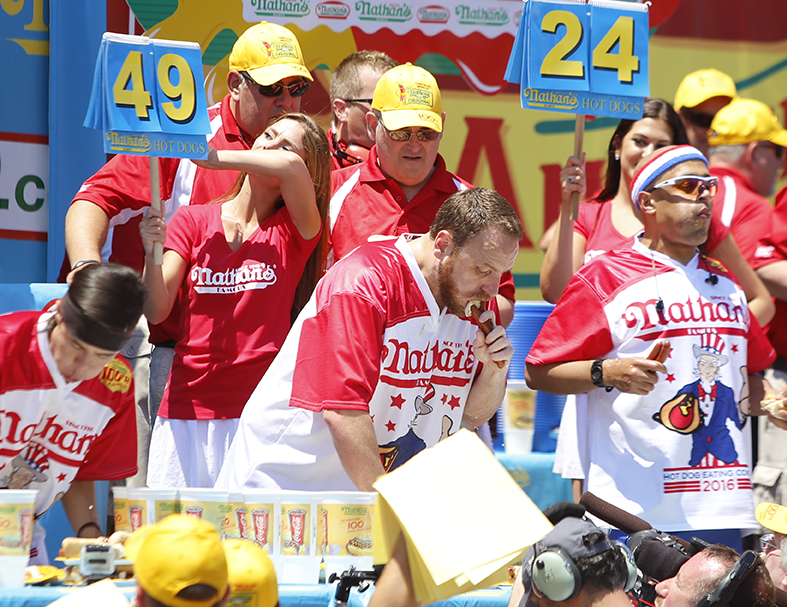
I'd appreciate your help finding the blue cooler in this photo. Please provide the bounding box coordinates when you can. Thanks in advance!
[497,301,566,452]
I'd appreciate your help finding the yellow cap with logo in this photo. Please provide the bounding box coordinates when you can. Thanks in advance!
[708,97,787,147]
[229,21,312,86]
[125,515,228,607]
[372,63,443,133]
[674,68,737,111]
[223,538,279,607]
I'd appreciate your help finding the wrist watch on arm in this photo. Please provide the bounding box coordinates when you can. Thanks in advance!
[591,359,614,392]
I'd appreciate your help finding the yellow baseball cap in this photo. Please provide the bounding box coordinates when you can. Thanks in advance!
[223,538,279,607]
[229,22,313,86]
[125,515,228,607]
[372,63,443,133]
[707,97,787,147]
[674,68,737,110]
[756,502,787,535]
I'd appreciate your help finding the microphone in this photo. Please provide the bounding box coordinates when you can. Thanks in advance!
[706,274,718,285]
[579,492,693,582]
[579,492,650,534]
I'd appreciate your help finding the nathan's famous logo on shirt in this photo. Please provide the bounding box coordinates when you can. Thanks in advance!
[190,262,277,294]
[0,412,98,458]
[380,338,475,377]
[623,295,745,331]
[100,358,132,394]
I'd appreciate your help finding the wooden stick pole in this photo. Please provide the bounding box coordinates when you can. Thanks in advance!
[149,157,163,265]
[569,114,585,221]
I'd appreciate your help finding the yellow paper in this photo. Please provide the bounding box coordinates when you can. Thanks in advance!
[373,429,553,603]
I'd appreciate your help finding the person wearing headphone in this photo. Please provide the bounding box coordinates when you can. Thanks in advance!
[654,544,774,607]
[509,517,637,607]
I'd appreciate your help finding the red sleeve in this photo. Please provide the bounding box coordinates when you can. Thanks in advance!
[573,200,605,240]
[75,380,138,481]
[704,213,730,254]
[525,274,614,366]
[290,291,385,412]
[165,205,199,261]
[746,312,777,374]
[73,155,180,219]
[498,271,515,301]
[752,184,787,269]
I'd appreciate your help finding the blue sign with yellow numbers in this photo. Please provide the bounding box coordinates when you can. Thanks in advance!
[505,0,649,120]
[84,33,210,158]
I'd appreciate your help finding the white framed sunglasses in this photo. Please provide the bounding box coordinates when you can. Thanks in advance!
[647,175,718,200]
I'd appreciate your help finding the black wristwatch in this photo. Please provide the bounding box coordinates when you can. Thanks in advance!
[591,359,613,392]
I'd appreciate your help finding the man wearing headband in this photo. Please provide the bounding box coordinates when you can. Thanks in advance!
[0,263,144,564]
[526,145,787,547]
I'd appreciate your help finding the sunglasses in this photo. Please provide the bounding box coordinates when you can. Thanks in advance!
[761,533,781,554]
[682,108,715,129]
[343,98,374,104]
[382,124,441,142]
[648,175,718,199]
[240,72,310,98]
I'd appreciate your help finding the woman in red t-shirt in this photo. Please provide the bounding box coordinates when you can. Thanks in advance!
[139,113,330,488]
[540,98,773,326]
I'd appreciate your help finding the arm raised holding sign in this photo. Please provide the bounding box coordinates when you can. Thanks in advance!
[139,113,331,489]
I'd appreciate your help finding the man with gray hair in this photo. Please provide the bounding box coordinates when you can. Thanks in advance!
[707,97,787,265]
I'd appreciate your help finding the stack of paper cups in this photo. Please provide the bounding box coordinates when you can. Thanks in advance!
[319,492,375,582]
[0,490,37,588]
[179,488,231,537]
[240,490,280,574]
[503,379,535,454]
[279,491,319,584]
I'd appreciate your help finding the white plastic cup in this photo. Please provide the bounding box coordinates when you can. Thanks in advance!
[279,491,319,584]
[319,491,375,582]
[178,488,231,536]
[504,380,535,454]
[0,555,29,588]
[0,489,37,587]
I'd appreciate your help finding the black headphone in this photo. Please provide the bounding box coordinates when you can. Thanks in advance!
[530,541,638,602]
[333,143,370,168]
[694,550,759,607]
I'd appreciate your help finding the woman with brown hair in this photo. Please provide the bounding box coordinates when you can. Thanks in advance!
[139,113,330,488]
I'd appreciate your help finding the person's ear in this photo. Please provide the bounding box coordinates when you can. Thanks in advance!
[433,229,454,260]
[333,98,348,122]
[744,141,761,171]
[227,70,244,100]
[366,112,379,143]
[639,190,657,215]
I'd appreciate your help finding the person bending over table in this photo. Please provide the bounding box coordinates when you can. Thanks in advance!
[0,263,144,563]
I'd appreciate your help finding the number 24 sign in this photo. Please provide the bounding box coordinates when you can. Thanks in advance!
[505,0,649,120]
[84,33,211,159]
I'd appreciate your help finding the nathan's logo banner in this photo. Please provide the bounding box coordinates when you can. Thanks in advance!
[241,1,523,37]
[84,33,211,159]
[505,0,649,120]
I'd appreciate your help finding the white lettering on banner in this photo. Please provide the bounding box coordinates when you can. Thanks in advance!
[0,139,49,233]
[190,262,277,293]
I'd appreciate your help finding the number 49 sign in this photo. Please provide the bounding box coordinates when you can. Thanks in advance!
[505,0,649,120]
[84,33,211,159]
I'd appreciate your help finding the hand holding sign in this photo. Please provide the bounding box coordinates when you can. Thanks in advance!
[85,33,211,263]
